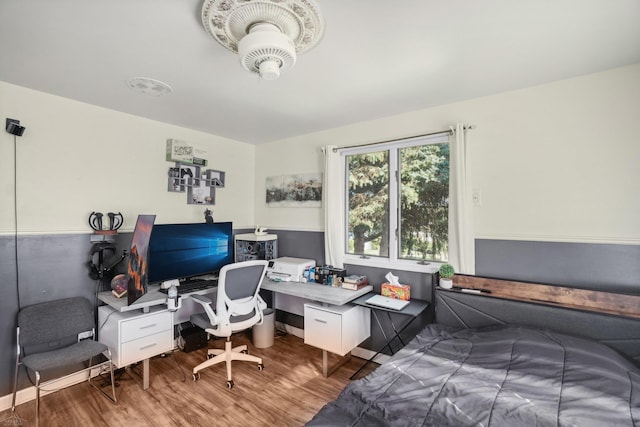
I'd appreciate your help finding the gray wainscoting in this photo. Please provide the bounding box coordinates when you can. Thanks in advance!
[475,239,640,295]
[0,232,131,396]
[1,235,19,396]
[2,232,637,397]
[267,229,326,266]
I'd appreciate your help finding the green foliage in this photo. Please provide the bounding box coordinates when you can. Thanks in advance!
[347,151,389,255]
[347,143,450,260]
[400,143,449,261]
[439,263,455,278]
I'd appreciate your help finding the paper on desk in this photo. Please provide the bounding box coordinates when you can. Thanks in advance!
[385,272,400,285]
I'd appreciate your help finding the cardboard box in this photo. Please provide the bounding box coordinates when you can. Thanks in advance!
[381,283,410,301]
[166,139,194,163]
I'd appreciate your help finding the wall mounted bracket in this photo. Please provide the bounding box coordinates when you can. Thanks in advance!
[5,118,25,136]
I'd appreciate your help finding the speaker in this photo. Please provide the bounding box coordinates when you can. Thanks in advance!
[5,118,25,136]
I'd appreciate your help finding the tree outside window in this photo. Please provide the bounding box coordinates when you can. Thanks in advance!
[346,139,449,263]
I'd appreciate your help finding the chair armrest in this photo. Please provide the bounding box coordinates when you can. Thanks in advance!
[257,294,267,311]
[190,294,218,326]
[191,294,213,306]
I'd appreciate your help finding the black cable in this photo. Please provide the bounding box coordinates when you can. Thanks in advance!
[13,134,21,310]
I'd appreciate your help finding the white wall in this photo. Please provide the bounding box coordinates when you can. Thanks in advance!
[255,64,640,245]
[0,82,256,234]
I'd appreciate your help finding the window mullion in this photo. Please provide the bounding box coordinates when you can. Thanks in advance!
[388,149,398,262]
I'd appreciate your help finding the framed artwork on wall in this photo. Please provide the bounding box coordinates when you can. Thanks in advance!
[266,173,322,207]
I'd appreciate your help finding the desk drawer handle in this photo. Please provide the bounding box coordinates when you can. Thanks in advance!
[140,343,157,350]
[314,318,328,324]
[139,323,157,330]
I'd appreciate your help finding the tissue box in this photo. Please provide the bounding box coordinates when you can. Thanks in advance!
[381,283,410,301]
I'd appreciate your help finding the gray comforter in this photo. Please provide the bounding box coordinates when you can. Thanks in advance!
[307,324,640,426]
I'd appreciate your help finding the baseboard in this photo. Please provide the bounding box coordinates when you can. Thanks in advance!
[0,366,104,412]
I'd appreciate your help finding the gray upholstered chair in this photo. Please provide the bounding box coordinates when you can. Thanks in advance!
[190,260,268,388]
[10,297,117,426]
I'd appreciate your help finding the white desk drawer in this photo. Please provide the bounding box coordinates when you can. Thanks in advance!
[121,310,172,343]
[304,303,370,356]
[304,305,343,355]
[120,331,173,366]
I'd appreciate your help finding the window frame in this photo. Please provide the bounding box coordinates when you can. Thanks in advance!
[341,133,449,273]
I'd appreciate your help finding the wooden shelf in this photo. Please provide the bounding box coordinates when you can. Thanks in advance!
[441,275,640,319]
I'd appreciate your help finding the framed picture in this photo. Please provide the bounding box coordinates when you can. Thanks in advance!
[266,173,322,207]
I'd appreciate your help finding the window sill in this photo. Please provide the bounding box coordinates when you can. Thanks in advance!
[343,256,441,274]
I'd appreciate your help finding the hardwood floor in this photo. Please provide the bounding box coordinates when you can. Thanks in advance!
[2,331,372,427]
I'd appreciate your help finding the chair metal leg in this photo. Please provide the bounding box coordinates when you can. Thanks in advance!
[11,328,20,413]
[108,357,117,403]
[10,353,20,412]
[87,352,118,403]
[35,371,41,427]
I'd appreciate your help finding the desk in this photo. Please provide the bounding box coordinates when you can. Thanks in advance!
[261,280,372,305]
[98,280,373,385]
[97,284,216,389]
[349,292,430,379]
[261,280,373,377]
[97,284,215,313]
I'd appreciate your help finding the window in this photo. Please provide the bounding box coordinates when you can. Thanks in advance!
[344,134,450,266]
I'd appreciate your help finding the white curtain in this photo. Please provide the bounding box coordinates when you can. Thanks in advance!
[448,123,475,274]
[323,145,345,268]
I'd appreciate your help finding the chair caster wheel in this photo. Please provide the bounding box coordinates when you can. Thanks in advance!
[192,373,200,381]
[226,380,234,389]
[257,363,264,371]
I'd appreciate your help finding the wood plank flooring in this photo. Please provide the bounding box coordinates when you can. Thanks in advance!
[1,331,373,427]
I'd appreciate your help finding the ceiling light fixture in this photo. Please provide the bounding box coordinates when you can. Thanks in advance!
[201,0,324,81]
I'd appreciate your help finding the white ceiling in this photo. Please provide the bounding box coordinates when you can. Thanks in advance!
[1,1,639,144]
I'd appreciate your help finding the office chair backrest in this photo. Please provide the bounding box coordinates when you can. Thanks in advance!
[216,261,268,332]
[18,297,95,356]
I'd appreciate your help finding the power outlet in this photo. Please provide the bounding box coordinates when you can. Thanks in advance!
[472,189,482,206]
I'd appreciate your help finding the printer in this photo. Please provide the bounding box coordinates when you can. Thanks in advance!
[266,257,316,282]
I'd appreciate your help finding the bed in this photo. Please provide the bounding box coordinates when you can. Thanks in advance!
[306,276,640,427]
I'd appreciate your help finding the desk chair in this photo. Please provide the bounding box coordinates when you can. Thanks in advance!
[190,260,268,388]
[10,297,117,427]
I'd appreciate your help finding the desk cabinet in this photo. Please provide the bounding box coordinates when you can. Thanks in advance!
[304,303,370,356]
[98,305,174,368]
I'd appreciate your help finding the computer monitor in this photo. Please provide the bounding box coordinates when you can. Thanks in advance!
[147,222,234,284]
[126,214,156,305]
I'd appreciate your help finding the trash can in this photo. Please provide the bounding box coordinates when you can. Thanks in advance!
[253,308,275,348]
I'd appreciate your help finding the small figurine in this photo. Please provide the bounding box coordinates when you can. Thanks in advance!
[204,209,214,223]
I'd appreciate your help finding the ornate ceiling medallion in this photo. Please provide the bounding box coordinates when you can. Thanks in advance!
[201,0,324,80]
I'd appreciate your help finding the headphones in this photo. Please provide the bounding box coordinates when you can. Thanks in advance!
[87,242,117,280]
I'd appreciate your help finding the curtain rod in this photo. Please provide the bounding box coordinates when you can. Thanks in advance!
[333,125,474,152]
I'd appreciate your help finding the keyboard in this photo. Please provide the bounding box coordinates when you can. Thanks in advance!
[158,279,218,294]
